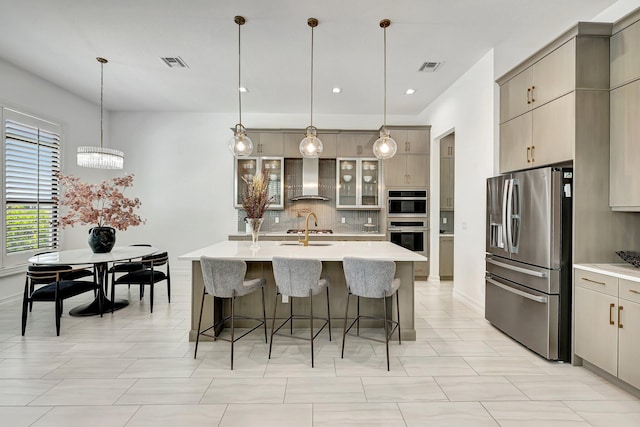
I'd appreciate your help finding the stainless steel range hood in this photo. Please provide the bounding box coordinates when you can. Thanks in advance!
[290,158,330,201]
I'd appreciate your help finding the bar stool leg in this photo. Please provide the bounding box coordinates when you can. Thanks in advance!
[268,292,279,360]
[290,297,294,335]
[309,289,314,368]
[230,290,236,370]
[194,288,206,359]
[261,287,268,343]
[396,292,401,345]
[357,296,360,336]
[326,286,332,341]
[384,293,390,371]
[341,291,350,359]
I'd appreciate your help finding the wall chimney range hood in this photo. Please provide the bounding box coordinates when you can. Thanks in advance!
[290,158,330,201]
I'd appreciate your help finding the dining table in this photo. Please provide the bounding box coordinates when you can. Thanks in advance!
[28,245,158,316]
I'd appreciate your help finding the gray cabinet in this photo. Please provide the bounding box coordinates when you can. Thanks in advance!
[610,15,640,211]
[497,24,610,173]
[336,132,377,157]
[384,154,429,188]
[440,135,454,210]
[388,127,430,154]
[283,132,337,158]
[439,236,453,279]
[336,158,381,209]
[255,132,284,156]
[234,157,284,210]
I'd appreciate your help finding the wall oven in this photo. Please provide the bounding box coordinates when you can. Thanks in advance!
[387,189,427,217]
[388,217,428,257]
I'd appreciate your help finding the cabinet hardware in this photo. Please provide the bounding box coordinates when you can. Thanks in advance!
[618,306,624,329]
[527,147,531,163]
[581,277,605,286]
[357,145,363,155]
[531,145,535,162]
[405,141,410,152]
[527,87,531,104]
[530,86,535,103]
[609,303,615,325]
[629,289,640,294]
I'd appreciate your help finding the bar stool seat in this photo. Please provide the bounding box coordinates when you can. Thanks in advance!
[194,257,267,370]
[341,257,401,371]
[270,257,331,368]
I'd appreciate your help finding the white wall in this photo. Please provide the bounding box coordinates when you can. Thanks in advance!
[0,58,105,301]
[418,50,496,310]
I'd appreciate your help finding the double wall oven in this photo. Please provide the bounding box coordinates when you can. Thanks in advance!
[387,189,428,257]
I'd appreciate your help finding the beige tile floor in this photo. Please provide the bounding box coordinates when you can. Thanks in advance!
[1,272,639,426]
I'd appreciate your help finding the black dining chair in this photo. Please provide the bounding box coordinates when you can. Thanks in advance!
[110,251,170,313]
[22,264,102,336]
[107,244,152,302]
[30,251,96,312]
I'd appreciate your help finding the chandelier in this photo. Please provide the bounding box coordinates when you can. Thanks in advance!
[299,18,323,158]
[372,19,398,160]
[228,16,253,157]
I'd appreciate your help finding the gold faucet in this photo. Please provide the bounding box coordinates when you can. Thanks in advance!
[299,211,318,246]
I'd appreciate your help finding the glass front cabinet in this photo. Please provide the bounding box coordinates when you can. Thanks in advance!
[336,158,381,209]
[235,157,284,210]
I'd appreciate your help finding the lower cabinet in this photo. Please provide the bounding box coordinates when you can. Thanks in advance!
[574,267,640,389]
[439,236,453,279]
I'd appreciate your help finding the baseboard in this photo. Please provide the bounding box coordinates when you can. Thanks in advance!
[426,275,441,284]
[452,287,484,315]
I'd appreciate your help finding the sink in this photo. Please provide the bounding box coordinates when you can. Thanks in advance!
[279,242,333,247]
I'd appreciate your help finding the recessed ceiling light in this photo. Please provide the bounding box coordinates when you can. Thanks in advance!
[239,87,248,93]
[405,89,416,95]
[332,87,342,94]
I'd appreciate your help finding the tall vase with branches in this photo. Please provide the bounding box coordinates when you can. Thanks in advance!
[241,170,273,248]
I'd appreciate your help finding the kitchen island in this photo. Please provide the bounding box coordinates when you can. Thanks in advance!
[179,240,427,341]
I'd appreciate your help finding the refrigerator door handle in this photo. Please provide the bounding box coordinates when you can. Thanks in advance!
[503,179,512,252]
[486,277,548,303]
[486,258,548,278]
[510,179,520,252]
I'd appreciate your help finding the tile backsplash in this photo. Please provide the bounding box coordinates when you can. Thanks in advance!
[237,159,381,233]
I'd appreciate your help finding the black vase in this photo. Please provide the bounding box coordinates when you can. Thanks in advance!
[88,226,116,253]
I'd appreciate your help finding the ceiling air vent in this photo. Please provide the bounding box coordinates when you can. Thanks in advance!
[418,61,442,72]
[161,57,189,68]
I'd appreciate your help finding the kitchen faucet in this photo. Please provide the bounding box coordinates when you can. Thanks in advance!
[299,211,318,247]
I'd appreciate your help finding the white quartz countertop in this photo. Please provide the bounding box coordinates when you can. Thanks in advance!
[179,240,427,262]
[228,232,386,238]
[574,263,640,283]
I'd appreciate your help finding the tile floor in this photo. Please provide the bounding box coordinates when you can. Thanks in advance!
[1,272,639,426]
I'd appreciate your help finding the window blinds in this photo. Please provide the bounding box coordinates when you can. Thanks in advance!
[4,110,61,255]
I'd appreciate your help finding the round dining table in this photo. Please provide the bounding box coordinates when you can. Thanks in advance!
[28,245,158,316]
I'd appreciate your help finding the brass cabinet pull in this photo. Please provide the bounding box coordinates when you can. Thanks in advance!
[609,303,615,325]
[629,289,640,294]
[405,141,410,152]
[531,86,536,103]
[527,87,531,104]
[531,145,535,162]
[581,277,605,286]
[618,306,624,329]
[527,146,531,163]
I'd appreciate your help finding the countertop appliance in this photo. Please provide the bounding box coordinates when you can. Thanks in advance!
[387,189,427,217]
[485,166,573,362]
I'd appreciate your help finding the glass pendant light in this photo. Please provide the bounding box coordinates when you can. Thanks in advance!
[373,19,397,160]
[299,18,323,158]
[228,15,253,157]
[77,57,124,169]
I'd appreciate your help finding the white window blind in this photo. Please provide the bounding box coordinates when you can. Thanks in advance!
[3,109,61,260]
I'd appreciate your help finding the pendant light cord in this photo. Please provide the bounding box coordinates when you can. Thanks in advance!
[238,19,242,127]
[100,60,104,149]
[310,23,314,128]
[383,23,387,129]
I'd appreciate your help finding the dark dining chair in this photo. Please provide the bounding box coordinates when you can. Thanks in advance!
[110,251,170,313]
[22,264,102,336]
[107,244,152,301]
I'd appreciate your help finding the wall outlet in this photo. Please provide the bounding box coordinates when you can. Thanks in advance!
[341,217,346,224]
[442,217,447,224]
[282,295,289,303]
[368,217,372,224]
[274,217,279,224]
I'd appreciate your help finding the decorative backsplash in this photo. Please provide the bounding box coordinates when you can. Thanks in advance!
[237,158,381,233]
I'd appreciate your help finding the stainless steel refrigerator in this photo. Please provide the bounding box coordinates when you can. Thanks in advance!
[485,166,573,361]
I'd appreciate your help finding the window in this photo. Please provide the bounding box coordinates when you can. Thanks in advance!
[2,108,61,267]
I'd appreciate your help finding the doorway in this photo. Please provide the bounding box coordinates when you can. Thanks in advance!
[439,133,454,280]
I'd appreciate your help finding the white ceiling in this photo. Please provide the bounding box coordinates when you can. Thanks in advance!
[0,0,619,115]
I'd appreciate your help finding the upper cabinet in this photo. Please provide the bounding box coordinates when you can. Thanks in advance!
[610,14,640,211]
[336,158,382,209]
[337,132,377,157]
[440,135,455,211]
[497,23,611,173]
[388,128,430,154]
[383,126,430,188]
[283,132,337,158]
[255,132,284,156]
[234,156,284,210]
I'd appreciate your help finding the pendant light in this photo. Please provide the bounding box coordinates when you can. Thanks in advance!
[77,57,124,169]
[299,18,323,158]
[373,19,397,160]
[228,15,253,157]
